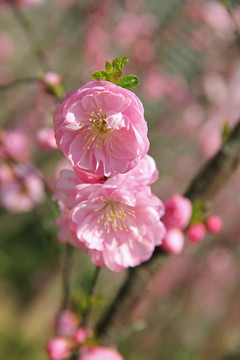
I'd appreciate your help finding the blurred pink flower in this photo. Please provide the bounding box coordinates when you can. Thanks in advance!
[43,72,61,86]
[1,166,44,213]
[161,195,192,230]
[206,215,223,234]
[35,128,57,150]
[187,223,206,243]
[57,310,79,338]
[79,346,124,360]
[46,337,71,360]
[162,229,185,255]
[0,32,14,61]
[54,81,149,176]
[1,129,30,162]
[202,1,233,35]
[74,328,88,344]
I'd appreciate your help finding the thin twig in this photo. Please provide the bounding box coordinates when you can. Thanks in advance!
[9,1,49,71]
[96,120,240,344]
[0,77,40,92]
[57,243,74,319]
[82,266,101,328]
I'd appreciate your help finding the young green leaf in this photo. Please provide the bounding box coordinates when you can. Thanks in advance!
[112,57,129,71]
[105,61,113,74]
[91,71,108,81]
[222,122,231,141]
[117,75,139,89]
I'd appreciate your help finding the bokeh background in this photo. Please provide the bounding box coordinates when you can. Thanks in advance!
[1,0,240,359]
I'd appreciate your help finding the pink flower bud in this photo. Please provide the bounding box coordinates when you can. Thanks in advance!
[79,346,124,360]
[74,328,88,344]
[187,223,206,243]
[43,72,61,86]
[162,194,192,230]
[35,128,57,150]
[205,215,223,234]
[57,310,79,338]
[2,129,30,162]
[46,338,71,360]
[162,229,185,255]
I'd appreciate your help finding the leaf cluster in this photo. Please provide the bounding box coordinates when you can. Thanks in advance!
[91,57,139,89]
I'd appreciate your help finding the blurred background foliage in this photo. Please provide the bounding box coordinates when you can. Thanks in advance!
[1,0,240,359]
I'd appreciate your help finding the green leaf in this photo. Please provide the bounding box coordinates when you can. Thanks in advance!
[190,201,205,225]
[105,61,113,74]
[91,71,108,81]
[221,121,231,141]
[117,74,139,89]
[112,57,128,71]
[78,294,106,311]
[91,57,136,86]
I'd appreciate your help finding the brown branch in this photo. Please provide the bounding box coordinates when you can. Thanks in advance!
[184,120,240,201]
[96,120,240,344]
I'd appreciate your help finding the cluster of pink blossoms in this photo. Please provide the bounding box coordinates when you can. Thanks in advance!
[46,310,123,360]
[0,129,45,212]
[161,195,192,254]
[161,195,223,254]
[53,80,165,271]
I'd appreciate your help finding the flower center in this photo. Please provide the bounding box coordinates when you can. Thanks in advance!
[97,198,137,234]
[89,109,109,134]
[81,108,122,153]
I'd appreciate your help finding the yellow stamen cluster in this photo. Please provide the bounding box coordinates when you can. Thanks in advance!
[80,108,124,152]
[97,199,137,234]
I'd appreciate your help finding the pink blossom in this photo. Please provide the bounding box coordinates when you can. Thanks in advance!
[46,338,71,360]
[79,346,124,360]
[106,154,159,189]
[74,328,88,343]
[206,215,223,234]
[35,128,57,150]
[202,2,233,34]
[69,181,165,271]
[187,223,206,243]
[1,129,30,162]
[54,167,103,243]
[1,165,44,213]
[54,81,149,176]
[161,195,192,230]
[54,155,164,271]
[162,229,185,255]
[57,310,79,338]
[43,72,61,86]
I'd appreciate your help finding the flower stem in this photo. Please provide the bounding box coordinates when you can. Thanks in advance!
[82,266,101,328]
